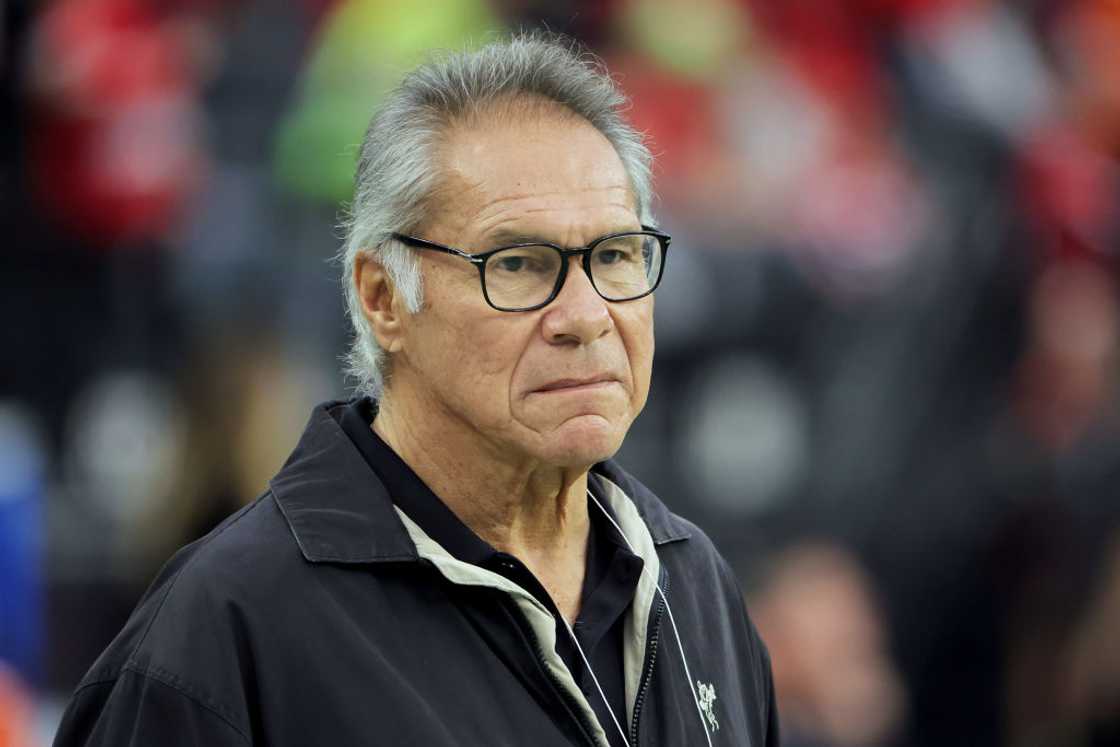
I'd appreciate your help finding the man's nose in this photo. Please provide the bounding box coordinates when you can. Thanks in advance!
[541,256,613,345]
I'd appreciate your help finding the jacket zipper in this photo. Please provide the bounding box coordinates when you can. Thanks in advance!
[532,636,602,747]
[628,570,668,747]
[504,597,601,747]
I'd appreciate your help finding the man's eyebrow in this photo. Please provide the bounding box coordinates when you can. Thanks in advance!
[483,229,552,247]
[482,226,643,248]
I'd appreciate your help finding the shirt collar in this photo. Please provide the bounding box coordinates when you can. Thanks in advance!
[270,400,691,565]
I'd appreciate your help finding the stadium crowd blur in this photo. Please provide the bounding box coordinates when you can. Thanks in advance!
[2,0,1119,744]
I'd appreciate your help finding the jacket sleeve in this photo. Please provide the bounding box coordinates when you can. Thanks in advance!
[762,645,781,747]
[53,667,250,747]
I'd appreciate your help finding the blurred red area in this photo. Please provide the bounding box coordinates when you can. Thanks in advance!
[24,0,208,246]
[0,665,34,747]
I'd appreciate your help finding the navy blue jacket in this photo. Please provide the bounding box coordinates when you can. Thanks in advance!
[55,402,778,746]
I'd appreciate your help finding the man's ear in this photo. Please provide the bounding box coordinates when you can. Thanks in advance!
[354,253,407,354]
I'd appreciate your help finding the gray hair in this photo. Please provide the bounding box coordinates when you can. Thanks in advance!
[339,32,656,397]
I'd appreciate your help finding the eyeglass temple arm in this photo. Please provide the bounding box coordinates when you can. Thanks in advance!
[392,234,484,264]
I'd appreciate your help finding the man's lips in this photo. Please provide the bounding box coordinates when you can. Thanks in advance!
[533,375,620,393]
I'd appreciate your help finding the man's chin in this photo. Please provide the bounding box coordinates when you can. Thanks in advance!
[535,414,626,468]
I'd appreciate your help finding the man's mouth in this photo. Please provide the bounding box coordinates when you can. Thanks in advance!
[534,374,619,393]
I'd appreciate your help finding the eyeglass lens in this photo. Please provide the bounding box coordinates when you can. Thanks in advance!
[483,233,663,310]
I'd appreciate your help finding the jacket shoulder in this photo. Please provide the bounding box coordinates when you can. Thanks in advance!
[54,667,251,746]
[62,493,299,740]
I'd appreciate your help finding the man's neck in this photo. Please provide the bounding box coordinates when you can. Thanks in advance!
[372,391,591,622]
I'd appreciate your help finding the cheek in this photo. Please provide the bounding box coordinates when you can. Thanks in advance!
[621,305,655,397]
[426,307,535,405]
[415,273,500,374]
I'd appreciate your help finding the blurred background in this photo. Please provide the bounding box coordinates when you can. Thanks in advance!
[2,0,1119,744]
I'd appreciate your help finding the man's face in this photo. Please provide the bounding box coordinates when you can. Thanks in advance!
[391,109,654,469]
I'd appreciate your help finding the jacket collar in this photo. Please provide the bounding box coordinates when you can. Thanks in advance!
[270,400,692,565]
[591,461,692,546]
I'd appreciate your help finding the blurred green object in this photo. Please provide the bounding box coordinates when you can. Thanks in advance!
[274,0,502,202]
[619,0,750,79]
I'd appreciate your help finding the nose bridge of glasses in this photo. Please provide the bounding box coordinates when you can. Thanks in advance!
[559,247,601,294]
[543,253,613,333]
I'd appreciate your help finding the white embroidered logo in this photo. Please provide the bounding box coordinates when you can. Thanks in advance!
[696,680,719,732]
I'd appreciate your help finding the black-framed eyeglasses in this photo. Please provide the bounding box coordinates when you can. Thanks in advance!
[391,226,670,312]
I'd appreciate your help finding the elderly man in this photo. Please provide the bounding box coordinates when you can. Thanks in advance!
[55,34,777,747]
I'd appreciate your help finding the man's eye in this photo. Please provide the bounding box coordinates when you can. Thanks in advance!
[496,256,527,272]
[492,250,555,275]
[596,244,642,267]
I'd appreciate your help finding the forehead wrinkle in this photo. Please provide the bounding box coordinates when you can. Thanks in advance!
[421,135,489,235]
[477,183,632,207]
[437,139,636,207]
[471,203,639,249]
[470,186,636,225]
[424,166,624,238]
[429,112,639,243]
